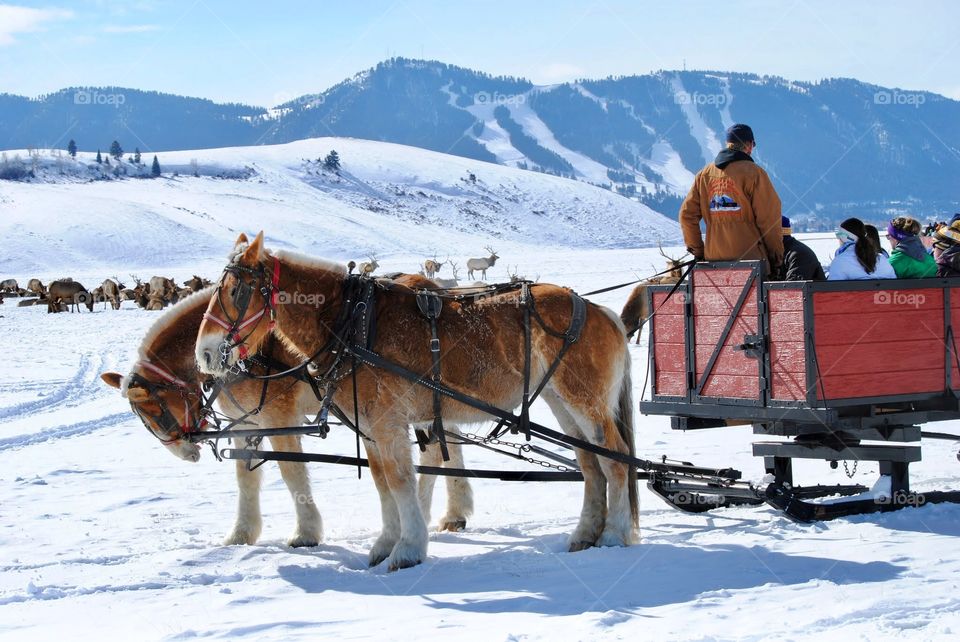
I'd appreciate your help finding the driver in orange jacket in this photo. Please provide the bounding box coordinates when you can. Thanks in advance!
[679,124,784,273]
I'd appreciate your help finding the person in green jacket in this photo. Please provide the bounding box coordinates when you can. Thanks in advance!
[887,216,937,278]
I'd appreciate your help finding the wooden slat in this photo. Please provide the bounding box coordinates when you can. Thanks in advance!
[693,345,760,376]
[768,312,805,338]
[695,316,757,345]
[770,341,806,373]
[653,313,685,343]
[817,369,944,400]
[653,342,686,373]
[652,291,685,314]
[655,371,687,397]
[767,289,805,312]
[692,287,758,316]
[814,310,945,346]
[814,289,943,315]
[700,374,759,399]
[693,269,754,287]
[815,339,943,377]
[771,371,807,401]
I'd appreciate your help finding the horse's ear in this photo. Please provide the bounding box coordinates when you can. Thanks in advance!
[101,372,123,389]
[238,231,264,266]
[126,386,150,402]
[234,232,249,247]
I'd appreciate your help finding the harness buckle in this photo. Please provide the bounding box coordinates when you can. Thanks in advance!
[429,338,441,353]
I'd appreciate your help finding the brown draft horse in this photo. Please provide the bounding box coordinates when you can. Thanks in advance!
[195,232,637,571]
[102,285,472,548]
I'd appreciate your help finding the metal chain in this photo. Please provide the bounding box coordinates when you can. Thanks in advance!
[461,431,573,472]
[842,460,858,478]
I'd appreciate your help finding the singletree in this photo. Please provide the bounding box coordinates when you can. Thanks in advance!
[151,155,161,177]
[95,150,102,164]
[133,147,141,164]
[323,150,341,172]
[109,140,123,161]
[67,139,77,158]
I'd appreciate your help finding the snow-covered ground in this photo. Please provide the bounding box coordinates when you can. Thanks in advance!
[1,145,959,641]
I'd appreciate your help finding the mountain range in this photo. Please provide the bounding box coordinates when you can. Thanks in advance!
[2,58,958,225]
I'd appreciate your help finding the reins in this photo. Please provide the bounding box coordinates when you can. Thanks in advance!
[581,258,696,296]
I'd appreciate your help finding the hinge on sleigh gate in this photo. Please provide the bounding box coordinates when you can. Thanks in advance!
[415,291,450,461]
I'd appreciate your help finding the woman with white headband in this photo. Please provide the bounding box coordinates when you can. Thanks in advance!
[827,217,896,280]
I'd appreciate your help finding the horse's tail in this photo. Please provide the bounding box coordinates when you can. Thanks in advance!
[615,348,639,528]
[619,284,647,340]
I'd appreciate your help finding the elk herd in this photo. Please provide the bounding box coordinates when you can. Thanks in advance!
[0,274,213,313]
[2,244,683,338]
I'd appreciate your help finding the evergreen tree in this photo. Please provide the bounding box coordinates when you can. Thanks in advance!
[104,156,111,166]
[95,150,102,164]
[133,147,141,164]
[323,150,341,172]
[109,140,123,160]
[67,139,77,158]
[151,155,161,177]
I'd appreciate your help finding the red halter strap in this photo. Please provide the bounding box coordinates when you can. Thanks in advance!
[133,359,204,437]
[203,255,281,360]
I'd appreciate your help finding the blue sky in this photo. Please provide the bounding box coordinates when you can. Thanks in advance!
[1,0,958,106]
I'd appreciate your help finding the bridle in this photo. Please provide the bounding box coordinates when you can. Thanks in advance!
[128,360,209,444]
[204,255,281,370]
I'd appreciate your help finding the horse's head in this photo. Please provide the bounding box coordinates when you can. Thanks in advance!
[196,232,278,376]
[101,369,205,462]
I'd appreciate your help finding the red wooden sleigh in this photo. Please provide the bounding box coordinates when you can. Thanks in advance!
[640,261,960,521]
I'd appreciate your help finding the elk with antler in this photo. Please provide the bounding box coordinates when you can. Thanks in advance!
[423,254,443,279]
[358,255,379,276]
[432,260,460,288]
[620,245,687,344]
[467,246,499,280]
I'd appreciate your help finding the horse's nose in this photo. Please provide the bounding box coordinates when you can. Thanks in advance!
[203,350,212,368]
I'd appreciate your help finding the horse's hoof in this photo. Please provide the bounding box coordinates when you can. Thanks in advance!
[597,530,629,548]
[223,532,258,546]
[386,539,426,571]
[568,540,595,552]
[437,517,467,532]
[286,534,321,548]
[368,537,395,568]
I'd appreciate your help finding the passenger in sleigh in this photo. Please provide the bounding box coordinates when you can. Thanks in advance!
[933,219,960,277]
[775,215,825,281]
[864,224,890,259]
[827,217,896,280]
[887,216,937,278]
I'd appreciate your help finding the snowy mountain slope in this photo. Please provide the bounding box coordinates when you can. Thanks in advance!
[0,138,678,276]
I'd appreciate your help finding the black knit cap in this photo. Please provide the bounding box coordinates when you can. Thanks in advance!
[726,123,755,145]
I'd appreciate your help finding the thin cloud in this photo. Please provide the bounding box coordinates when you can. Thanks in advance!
[102,24,160,33]
[0,4,73,46]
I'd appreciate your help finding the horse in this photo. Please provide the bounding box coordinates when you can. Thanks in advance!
[102,283,473,547]
[195,232,637,571]
[620,249,686,344]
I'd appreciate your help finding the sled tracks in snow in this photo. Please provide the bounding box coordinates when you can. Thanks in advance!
[0,352,129,451]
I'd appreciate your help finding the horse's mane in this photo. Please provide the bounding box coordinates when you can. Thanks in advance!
[137,284,217,360]
[273,248,348,275]
[228,243,347,277]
